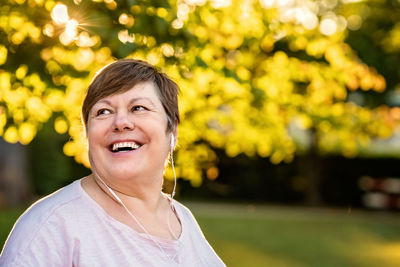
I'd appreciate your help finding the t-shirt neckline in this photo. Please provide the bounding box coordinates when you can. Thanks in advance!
[74,178,185,246]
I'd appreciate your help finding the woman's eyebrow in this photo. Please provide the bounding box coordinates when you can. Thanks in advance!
[96,99,112,106]
[95,97,155,106]
[129,97,155,105]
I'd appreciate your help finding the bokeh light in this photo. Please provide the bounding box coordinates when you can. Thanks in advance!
[320,17,337,35]
[172,19,184,29]
[118,30,135,44]
[65,19,78,38]
[42,24,55,37]
[118,13,134,27]
[211,0,231,9]
[51,4,69,25]
[259,0,275,8]
[161,44,174,57]
[347,14,362,30]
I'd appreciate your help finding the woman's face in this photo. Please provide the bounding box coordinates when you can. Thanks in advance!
[87,81,173,183]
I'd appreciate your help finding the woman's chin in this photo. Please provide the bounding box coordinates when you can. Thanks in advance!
[105,168,140,180]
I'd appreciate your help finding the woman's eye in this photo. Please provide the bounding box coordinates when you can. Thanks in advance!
[97,109,111,116]
[131,105,147,112]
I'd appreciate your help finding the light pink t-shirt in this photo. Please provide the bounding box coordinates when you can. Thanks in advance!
[0,179,225,267]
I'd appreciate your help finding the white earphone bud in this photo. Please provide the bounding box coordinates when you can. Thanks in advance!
[170,134,174,150]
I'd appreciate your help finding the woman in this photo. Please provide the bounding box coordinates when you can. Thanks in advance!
[0,59,226,266]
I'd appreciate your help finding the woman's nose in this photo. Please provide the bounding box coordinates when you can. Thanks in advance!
[113,113,134,132]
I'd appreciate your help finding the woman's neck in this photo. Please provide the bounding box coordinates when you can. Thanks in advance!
[90,173,166,213]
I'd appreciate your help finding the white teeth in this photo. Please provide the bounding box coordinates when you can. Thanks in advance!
[112,142,140,152]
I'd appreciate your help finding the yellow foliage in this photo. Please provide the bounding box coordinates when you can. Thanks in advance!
[226,142,240,157]
[44,0,55,11]
[156,7,168,18]
[63,141,77,157]
[44,90,64,112]
[9,14,24,29]
[4,126,19,143]
[201,9,218,28]
[6,86,29,108]
[0,45,7,65]
[270,150,285,164]
[75,148,90,167]
[257,140,271,158]
[193,25,208,40]
[54,116,68,134]
[295,115,312,129]
[24,73,46,95]
[19,122,36,144]
[221,19,235,34]
[13,109,24,124]
[0,72,11,91]
[46,60,62,75]
[73,48,95,71]
[0,0,396,186]
[236,66,250,80]
[319,121,331,133]
[331,103,344,117]
[15,65,28,80]
[0,111,6,135]
[306,38,329,58]
[224,34,243,50]
[26,97,51,122]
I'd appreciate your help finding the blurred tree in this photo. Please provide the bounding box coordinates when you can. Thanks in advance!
[0,0,399,202]
[0,139,29,206]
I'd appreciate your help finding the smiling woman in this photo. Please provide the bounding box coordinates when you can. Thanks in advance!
[0,59,225,267]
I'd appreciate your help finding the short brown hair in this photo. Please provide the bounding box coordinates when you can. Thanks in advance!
[82,59,180,132]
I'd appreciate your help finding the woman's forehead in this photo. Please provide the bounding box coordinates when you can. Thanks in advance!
[95,81,162,105]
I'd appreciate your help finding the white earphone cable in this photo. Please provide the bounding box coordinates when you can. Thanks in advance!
[170,144,177,199]
[89,155,181,263]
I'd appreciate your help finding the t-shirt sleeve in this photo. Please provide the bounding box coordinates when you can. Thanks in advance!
[174,202,226,267]
[0,207,74,267]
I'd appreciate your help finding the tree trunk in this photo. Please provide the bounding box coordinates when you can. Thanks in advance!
[0,138,31,207]
[303,129,324,206]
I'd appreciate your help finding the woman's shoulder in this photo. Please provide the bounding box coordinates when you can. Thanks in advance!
[171,200,199,224]
[171,199,190,213]
[0,179,85,265]
[19,179,83,224]
[6,179,85,240]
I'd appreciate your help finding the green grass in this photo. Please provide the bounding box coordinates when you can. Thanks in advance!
[186,203,400,267]
[0,207,25,248]
[1,203,400,267]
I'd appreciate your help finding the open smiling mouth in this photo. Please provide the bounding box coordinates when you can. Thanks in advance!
[110,142,142,153]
